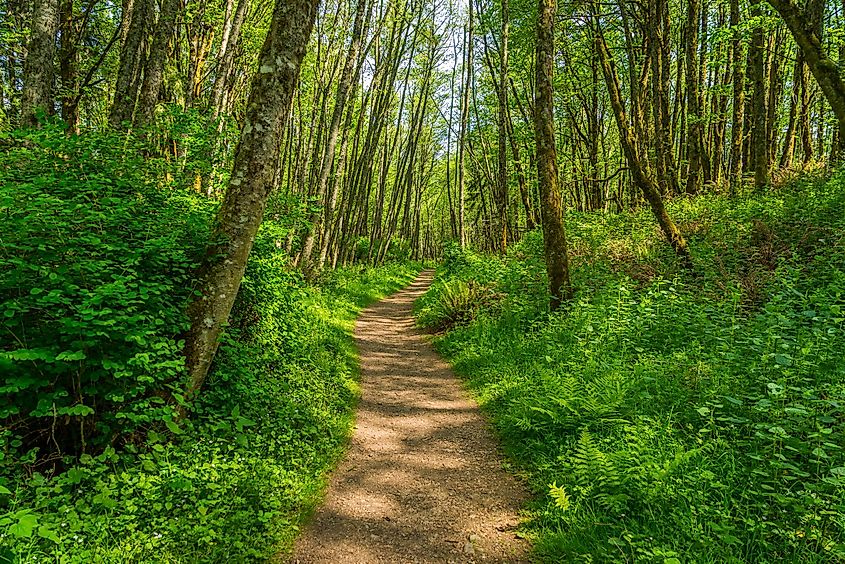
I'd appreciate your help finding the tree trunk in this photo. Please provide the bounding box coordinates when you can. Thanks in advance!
[496,0,510,251]
[766,0,845,159]
[749,0,770,187]
[507,107,535,231]
[765,28,785,165]
[109,0,150,127]
[649,0,681,195]
[710,4,730,185]
[58,0,80,132]
[21,0,59,126]
[457,4,472,248]
[780,51,801,168]
[135,0,182,126]
[184,0,319,400]
[535,0,573,311]
[729,0,745,188]
[685,0,703,194]
[595,21,692,266]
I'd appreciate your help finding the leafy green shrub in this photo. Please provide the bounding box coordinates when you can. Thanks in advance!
[0,125,211,460]
[0,123,422,561]
[415,278,499,331]
[0,212,419,561]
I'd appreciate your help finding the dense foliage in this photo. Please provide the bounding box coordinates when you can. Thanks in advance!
[0,127,420,561]
[4,0,845,558]
[0,125,211,457]
[417,171,845,562]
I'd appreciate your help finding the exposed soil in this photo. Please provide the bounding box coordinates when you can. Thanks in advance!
[290,271,530,563]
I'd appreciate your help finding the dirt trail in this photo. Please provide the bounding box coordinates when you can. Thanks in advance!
[290,271,530,563]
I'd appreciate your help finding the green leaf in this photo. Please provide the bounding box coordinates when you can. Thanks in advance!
[9,513,38,538]
[165,419,183,435]
[0,485,11,495]
[56,350,86,361]
[37,525,60,543]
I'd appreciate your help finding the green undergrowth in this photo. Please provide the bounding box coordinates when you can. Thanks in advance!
[416,171,845,563]
[0,125,420,562]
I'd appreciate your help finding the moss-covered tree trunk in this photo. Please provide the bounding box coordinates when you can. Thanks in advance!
[648,0,680,196]
[184,0,319,400]
[766,0,845,160]
[749,0,770,188]
[20,0,58,126]
[595,21,692,266]
[134,0,182,126]
[729,0,745,188]
[535,0,573,310]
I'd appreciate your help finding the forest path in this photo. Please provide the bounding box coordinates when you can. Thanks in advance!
[290,271,530,563]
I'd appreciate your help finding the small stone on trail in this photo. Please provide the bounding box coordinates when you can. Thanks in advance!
[463,542,475,555]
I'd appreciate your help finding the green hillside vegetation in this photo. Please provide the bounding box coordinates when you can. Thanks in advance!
[0,128,420,561]
[416,171,845,562]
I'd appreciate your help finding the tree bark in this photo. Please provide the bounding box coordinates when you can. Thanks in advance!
[765,28,785,165]
[766,0,845,160]
[749,0,770,187]
[535,0,573,310]
[685,0,704,194]
[135,0,182,126]
[109,0,150,127]
[730,0,745,187]
[58,0,80,132]
[184,0,319,400]
[496,0,510,251]
[595,21,692,266]
[780,51,801,168]
[457,3,472,248]
[649,0,681,195]
[21,0,59,126]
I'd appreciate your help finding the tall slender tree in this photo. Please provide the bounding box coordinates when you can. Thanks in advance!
[184,0,320,399]
[766,0,845,159]
[729,0,745,187]
[594,16,692,265]
[749,0,770,187]
[496,0,510,251]
[535,0,573,310]
[109,0,150,127]
[20,0,59,126]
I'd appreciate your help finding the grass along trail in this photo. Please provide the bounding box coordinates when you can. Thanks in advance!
[290,271,529,563]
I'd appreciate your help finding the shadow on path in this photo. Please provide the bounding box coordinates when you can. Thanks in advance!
[289,271,530,563]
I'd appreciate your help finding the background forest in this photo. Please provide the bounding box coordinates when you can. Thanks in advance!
[1,0,844,560]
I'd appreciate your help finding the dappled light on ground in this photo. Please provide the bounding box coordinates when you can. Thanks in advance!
[291,272,529,563]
